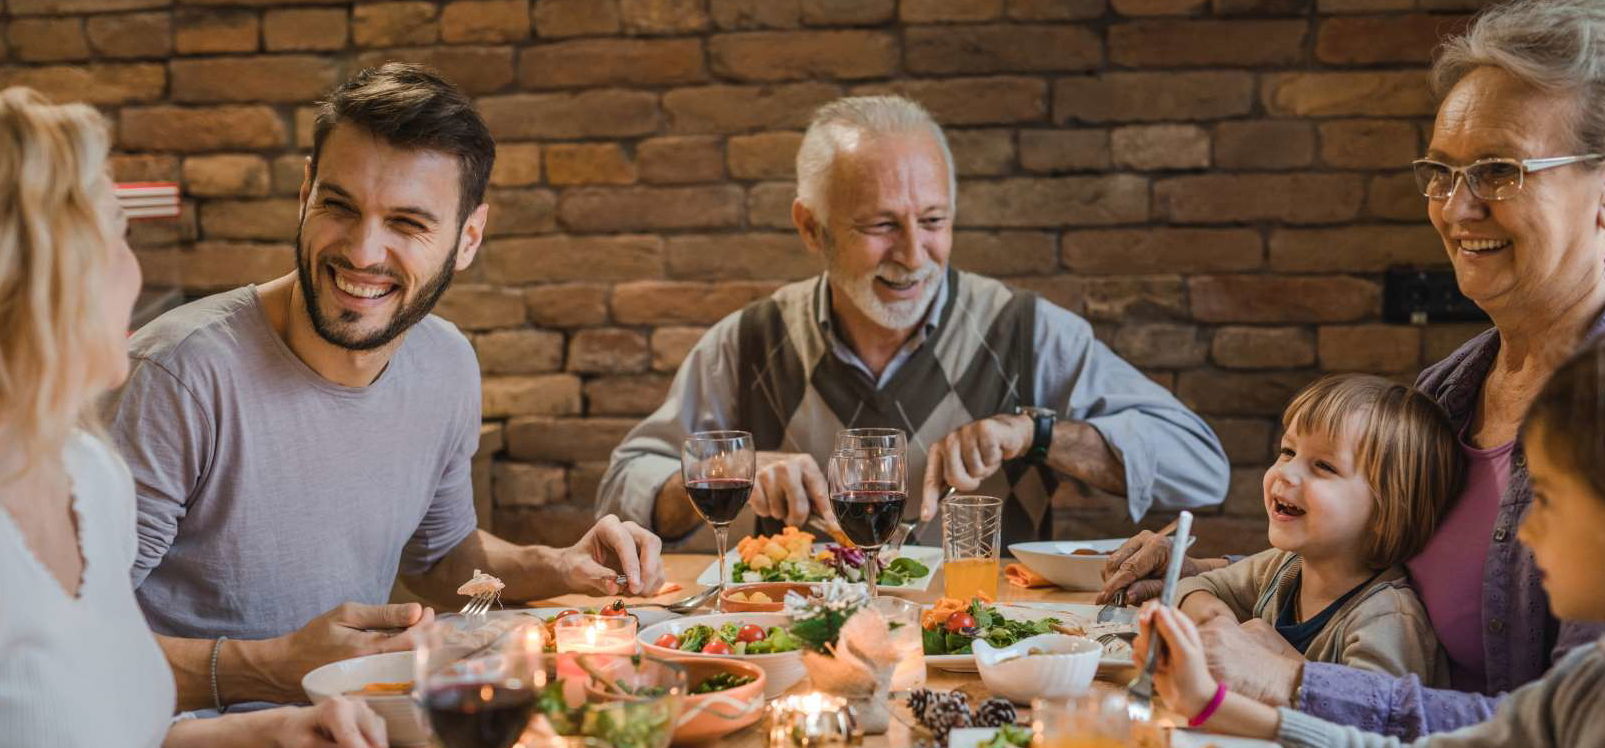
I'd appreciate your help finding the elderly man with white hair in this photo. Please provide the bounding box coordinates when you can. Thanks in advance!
[597,95,1228,546]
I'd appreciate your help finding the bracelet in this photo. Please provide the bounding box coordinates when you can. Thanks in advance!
[209,636,229,713]
[1188,682,1228,728]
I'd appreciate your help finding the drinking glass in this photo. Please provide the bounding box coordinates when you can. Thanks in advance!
[941,495,1003,601]
[1031,690,1133,748]
[834,427,907,454]
[415,618,545,748]
[827,447,906,597]
[681,430,756,612]
[869,596,926,690]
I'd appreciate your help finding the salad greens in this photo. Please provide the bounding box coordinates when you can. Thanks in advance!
[691,672,756,694]
[731,545,930,586]
[536,679,673,748]
[978,724,1032,747]
[921,598,1060,656]
[672,623,801,655]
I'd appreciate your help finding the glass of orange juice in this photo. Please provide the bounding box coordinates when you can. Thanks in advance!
[941,495,1002,601]
[1031,690,1133,748]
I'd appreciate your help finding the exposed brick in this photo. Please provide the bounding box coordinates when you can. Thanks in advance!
[711,30,897,82]
[441,0,529,42]
[1221,466,1269,517]
[482,374,581,418]
[479,422,505,457]
[652,326,707,371]
[487,235,663,283]
[264,8,348,51]
[1155,173,1364,224]
[1005,276,1084,314]
[906,24,1100,74]
[747,182,796,229]
[171,56,340,104]
[8,18,89,62]
[638,136,725,184]
[10,0,164,12]
[525,283,610,327]
[1081,276,1185,321]
[137,243,294,290]
[0,63,165,105]
[612,280,779,324]
[585,375,674,416]
[497,505,625,545]
[120,105,287,151]
[1007,0,1105,20]
[712,0,801,28]
[1211,326,1315,369]
[1366,171,1424,221]
[353,2,438,47]
[1423,323,1489,362]
[1110,20,1304,67]
[476,328,565,374]
[666,233,817,280]
[1213,0,1309,14]
[1268,224,1445,273]
[947,129,1014,176]
[506,416,638,463]
[727,132,801,180]
[1263,72,1436,117]
[1114,323,1208,368]
[533,0,620,37]
[86,12,172,58]
[1019,130,1110,172]
[481,90,658,139]
[901,0,1003,22]
[354,46,516,95]
[804,0,895,24]
[545,143,636,186]
[1318,0,1410,10]
[1317,14,1468,65]
[559,185,744,232]
[1319,119,1419,169]
[174,9,258,55]
[1062,228,1262,274]
[854,77,1046,125]
[183,154,270,197]
[1206,416,1273,465]
[959,175,1149,227]
[295,106,317,149]
[569,328,649,373]
[1111,125,1210,171]
[490,143,542,187]
[1191,275,1379,323]
[493,461,567,506]
[519,38,704,88]
[436,285,528,330]
[1054,72,1255,123]
[953,231,1057,276]
[486,188,558,236]
[1178,370,1317,416]
[1318,324,1420,373]
[198,198,297,241]
[619,0,709,34]
[1112,0,1206,13]
[110,154,181,183]
[1214,120,1314,170]
[664,82,842,134]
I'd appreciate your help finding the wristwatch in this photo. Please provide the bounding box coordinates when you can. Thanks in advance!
[1013,406,1056,464]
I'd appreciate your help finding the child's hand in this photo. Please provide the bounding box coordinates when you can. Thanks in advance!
[1133,602,1219,719]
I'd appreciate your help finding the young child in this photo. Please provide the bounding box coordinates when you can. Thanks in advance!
[1173,374,1461,683]
[1141,343,1605,746]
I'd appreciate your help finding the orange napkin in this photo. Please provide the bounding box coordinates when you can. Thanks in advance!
[1005,562,1054,588]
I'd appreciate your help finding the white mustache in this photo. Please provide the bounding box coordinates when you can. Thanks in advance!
[876,265,940,284]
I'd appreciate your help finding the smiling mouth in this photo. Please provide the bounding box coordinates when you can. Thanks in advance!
[1272,499,1307,518]
[1457,238,1512,254]
[329,266,399,300]
[876,276,921,292]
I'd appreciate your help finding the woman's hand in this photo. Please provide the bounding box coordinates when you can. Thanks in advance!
[272,697,387,748]
[1133,602,1219,719]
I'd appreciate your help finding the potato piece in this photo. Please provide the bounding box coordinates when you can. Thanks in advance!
[749,591,771,604]
[763,541,790,561]
[728,592,747,602]
[748,554,775,570]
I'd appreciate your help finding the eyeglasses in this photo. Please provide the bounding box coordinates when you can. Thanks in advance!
[1412,154,1604,201]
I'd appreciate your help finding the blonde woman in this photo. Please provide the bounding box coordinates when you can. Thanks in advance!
[0,87,385,747]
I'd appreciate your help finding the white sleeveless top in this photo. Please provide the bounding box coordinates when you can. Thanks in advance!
[0,432,174,747]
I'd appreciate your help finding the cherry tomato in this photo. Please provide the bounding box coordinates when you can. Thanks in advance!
[654,633,680,649]
[701,640,734,655]
[599,600,628,617]
[736,624,767,643]
[945,612,977,633]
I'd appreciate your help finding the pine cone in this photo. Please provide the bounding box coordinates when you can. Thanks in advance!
[974,698,1018,727]
[922,693,973,742]
[905,688,935,720]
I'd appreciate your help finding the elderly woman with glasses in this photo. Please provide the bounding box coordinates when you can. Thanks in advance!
[1097,0,1605,739]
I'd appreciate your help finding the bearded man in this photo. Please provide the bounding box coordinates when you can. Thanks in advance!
[598,95,1228,547]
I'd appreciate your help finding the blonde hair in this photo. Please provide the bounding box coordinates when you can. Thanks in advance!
[0,87,117,482]
[1282,374,1464,570]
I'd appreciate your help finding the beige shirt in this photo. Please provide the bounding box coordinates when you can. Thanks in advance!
[1176,548,1447,687]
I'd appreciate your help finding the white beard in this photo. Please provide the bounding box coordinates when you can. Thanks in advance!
[824,236,942,330]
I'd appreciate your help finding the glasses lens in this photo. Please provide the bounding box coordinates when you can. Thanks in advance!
[1467,160,1523,200]
[1413,161,1454,198]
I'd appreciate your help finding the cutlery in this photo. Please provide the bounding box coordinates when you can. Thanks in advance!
[885,485,952,557]
[1126,510,1194,723]
[627,583,723,615]
[456,589,497,622]
[1097,516,1180,623]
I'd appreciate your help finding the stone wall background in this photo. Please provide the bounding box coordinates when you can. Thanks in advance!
[0,0,1494,556]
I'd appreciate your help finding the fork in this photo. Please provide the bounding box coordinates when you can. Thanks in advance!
[457,590,497,622]
[885,485,953,556]
[1126,510,1194,723]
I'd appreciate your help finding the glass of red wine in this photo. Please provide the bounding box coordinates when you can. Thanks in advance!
[415,618,545,748]
[681,430,755,613]
[835,427,907,455]
[827,446,906,597]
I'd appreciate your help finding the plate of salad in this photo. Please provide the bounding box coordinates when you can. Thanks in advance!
[694,527,942,590]
[920,598,1134,672]
[637,612,807,698]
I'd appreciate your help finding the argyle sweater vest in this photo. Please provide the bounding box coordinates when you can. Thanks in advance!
[736,269,1058,542]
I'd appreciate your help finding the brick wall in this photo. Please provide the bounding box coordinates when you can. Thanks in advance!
[1,0,1493,556]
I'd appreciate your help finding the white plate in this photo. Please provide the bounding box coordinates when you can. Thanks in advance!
[695,544,944,591]
[923,603,1135,673]
[1009,537,1196,592]
[462,606,680,629]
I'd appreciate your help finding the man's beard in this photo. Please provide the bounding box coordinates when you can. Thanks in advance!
[295,227,458,351]
[821,228,942,331]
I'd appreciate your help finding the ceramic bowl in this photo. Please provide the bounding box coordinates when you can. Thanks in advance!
[972,634,1101,704]
[1009,537,1195,591]
[301,651,428,746]
[663,657,767,743]
[720,582,818,612]
[637,612,805,699]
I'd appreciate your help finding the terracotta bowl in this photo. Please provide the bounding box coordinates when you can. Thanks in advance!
[665,657,767,744]
[720,582,819,612]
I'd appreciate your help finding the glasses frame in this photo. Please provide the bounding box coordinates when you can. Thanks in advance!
[1412,153,1604,202]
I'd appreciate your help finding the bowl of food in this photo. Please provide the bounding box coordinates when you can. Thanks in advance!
[301,651,428,746]
[1008,537,1195,591]
[972,634,1102,704]
[549,654,686,748]
[659,657,766,743]
[721,582,819,612]
[637,613,805,699]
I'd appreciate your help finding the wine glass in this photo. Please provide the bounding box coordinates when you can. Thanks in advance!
[834,427,907,455]
[681,430,755,613]
[827,447,906,597]
[415,618,545,748]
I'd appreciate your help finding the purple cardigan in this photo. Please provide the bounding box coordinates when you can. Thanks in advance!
[1296,315,1605,739]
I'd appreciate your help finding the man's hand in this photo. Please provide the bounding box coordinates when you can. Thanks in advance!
[920,415,1032,520]
[271,697,388,748]
[558,514,665,596]
[262,603,432,701]
[1097,531,1224,604]
[1196,615,1302,707]
[750,452,831,529]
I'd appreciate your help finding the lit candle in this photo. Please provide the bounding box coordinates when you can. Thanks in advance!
[767,692,861,747]
[553,614,636,679]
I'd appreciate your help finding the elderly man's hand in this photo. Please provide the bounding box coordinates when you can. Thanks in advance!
[919,414,1032,520]
[1196,615,1302,707]
[272,697,388,748]
[751,451,832,529]
[265,603,433,701]
[1097,530,1223,604]
[559,514,665,596]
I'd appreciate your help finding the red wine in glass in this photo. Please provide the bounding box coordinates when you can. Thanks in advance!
[423,682,536,748]
[685,478,753,525]
[830,481,907,548]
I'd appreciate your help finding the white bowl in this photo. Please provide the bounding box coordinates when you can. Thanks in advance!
[301,651,428,746]
[636,612,805,699]
[973,634,1101,704]
[1009,537,1196,591]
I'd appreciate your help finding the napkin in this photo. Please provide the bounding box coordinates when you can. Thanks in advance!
[1004,562,1054,588]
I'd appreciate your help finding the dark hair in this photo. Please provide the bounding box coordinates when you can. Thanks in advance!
[310,63,494,226]
[1523,338,1605,500]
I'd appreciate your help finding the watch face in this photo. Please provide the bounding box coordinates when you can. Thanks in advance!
[1016,406,1057,418]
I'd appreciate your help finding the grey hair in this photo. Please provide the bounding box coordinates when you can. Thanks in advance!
[795,95,956,221]
[1433,0,1605,152]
